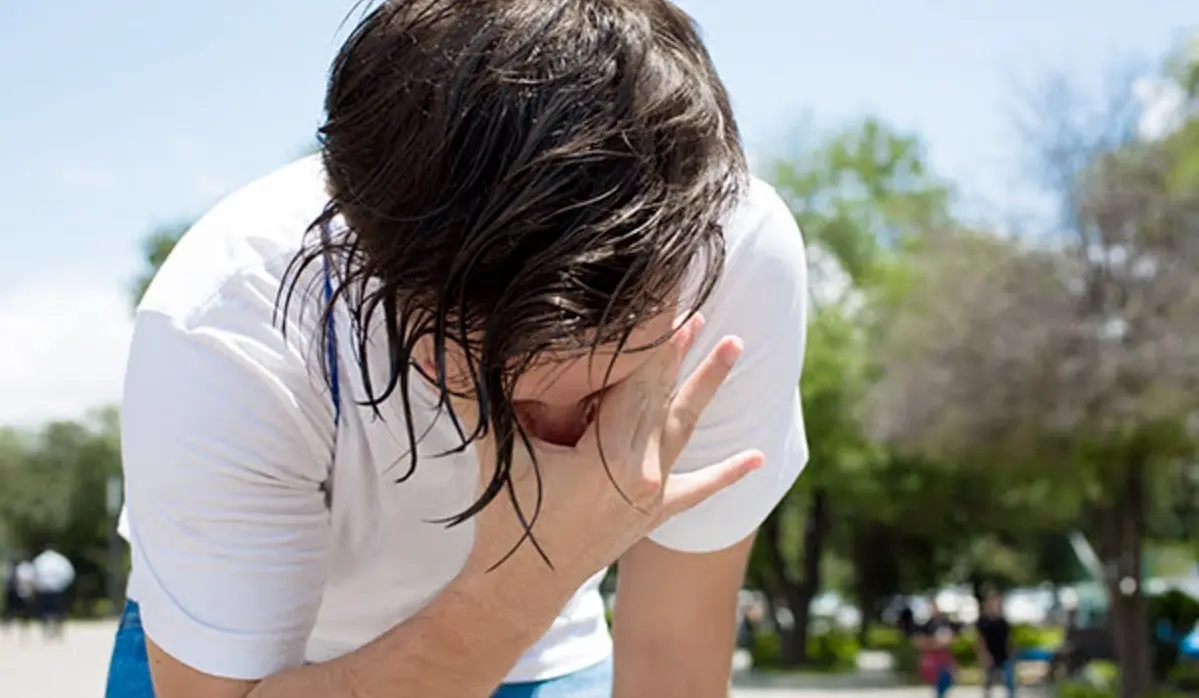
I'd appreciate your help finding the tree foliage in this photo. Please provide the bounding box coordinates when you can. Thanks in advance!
[130,220,190,308]
[3,48,1196,695]
[860,48,1199,696]
[0,408,123,614]
[750,118,980,663]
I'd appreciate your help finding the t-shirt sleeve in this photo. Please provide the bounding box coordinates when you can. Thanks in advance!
[121,290,336,680]
[649,181,809,553]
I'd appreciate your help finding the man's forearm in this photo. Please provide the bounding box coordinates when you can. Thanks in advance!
[248,570,568,698]
[614,645,731,698]
[610,536,752,698]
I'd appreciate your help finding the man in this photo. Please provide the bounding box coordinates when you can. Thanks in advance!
[976,591,1016,698]
[104,1,809,697]
[899,603,917,638]
[32,545,76,641]
[2,556,36,637]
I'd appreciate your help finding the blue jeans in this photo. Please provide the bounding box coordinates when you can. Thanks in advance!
[934,667,954,698]
[105,600,612,697]
[983,660,1015,697]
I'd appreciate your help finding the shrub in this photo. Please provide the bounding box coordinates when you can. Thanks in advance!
[1055,681,1115,698]
[748,627,861,671]
[892,641,919,680]
[1168,661,1199,691]
[949,627,978,667]
[809,628,861,671]
[865,624,905,650]
[1012,623,1065,650]
[749,628,782,668]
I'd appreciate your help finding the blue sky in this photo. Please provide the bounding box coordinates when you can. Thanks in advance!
[0,0,1193,424]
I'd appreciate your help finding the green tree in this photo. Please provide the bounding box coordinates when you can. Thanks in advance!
[130,221,191,307]
[863,53,1199,693]
[0,409,123,614]
[752,118,958,664]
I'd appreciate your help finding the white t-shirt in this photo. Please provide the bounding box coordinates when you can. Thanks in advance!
[32,549,75,594]
[14,561,36,599]
[119,156,809,683]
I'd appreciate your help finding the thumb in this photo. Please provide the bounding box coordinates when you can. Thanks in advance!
[659,450,765,516]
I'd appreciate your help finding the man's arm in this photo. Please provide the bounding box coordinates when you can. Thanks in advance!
[974,625,993,667]
[610,534,754,698]
[147,566,571,698]
[607,180,807,697]
[123,313,575,698]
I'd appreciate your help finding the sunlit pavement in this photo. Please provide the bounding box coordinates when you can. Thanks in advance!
[0,621,1026,698]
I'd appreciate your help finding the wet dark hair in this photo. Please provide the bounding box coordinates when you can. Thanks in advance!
[282,0,746,564]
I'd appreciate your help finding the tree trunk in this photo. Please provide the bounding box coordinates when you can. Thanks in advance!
[851,521,869,647]
[851,521,892,647]
[1098,463,1152,698]
[855,579,875,648]
[781,486,831,666]
[758,510,806,664]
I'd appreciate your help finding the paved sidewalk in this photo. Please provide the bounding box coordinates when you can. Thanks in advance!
[0,620,1013,698]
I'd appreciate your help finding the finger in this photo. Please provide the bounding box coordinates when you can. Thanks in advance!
[658,312,706,391]
[631,312,707,392]
[634,312,707,436]
[579,378,648,470]
[577,313,706,459]
[659,450,765,516]
[628,313,710,468]
[661,335,743,465]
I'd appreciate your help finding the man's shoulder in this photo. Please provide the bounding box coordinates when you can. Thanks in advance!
[722,176,799,251]
[125,158,335,426]
[137,155,331,324]
[697,175,805,330]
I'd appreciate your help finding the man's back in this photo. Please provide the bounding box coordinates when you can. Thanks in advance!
[120,155,808,682]
[977,613,1011,663]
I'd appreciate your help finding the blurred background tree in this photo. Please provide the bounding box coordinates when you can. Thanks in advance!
[3,33,1197,698]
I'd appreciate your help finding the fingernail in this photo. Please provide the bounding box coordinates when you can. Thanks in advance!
[720,337,744,368]
[744,451,766,474]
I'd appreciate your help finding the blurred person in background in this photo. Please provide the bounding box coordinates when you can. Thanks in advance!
[899,603,917,638]
[916,599,958,698]
[2,557,19,628]
[32,544,75,641]
[1,555,36,637]
[975,590,1015,698]
[104,0,809,697]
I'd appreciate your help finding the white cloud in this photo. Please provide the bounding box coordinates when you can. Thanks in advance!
[0,276,133,427]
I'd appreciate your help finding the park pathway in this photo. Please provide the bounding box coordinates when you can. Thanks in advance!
[0,620,1039,698]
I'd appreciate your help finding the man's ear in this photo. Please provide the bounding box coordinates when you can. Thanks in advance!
[413,336,457,388]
